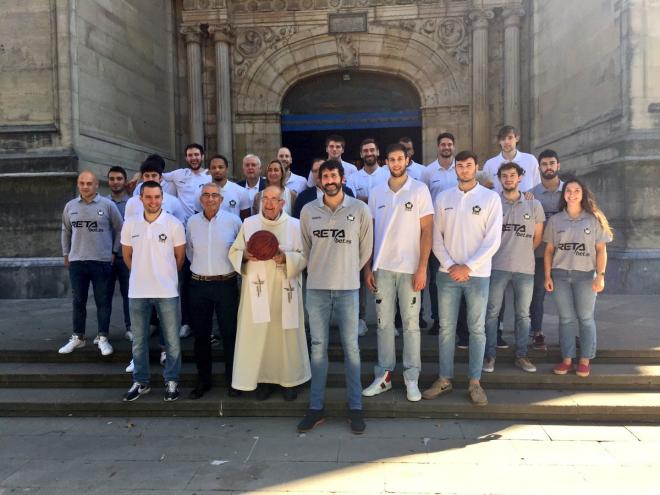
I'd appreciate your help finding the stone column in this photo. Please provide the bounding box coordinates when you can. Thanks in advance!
[503,7,525,130]
[469,9,494,160]
[209,24,234,174]
[181,25,204,145]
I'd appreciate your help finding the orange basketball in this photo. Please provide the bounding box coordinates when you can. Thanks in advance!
[246,230,280,261]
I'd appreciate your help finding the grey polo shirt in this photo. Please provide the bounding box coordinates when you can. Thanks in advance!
[543,210,612,272]
[300,194,373,290]
[529,181,563,258]
[62,194,123,262]
[492,195,545,275]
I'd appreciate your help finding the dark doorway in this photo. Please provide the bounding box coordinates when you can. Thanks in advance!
[281,72,422,177]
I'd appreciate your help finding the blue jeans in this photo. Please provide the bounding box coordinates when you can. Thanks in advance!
[307,289,362,410]
[436,272,489,380]
[529,257,546,333]
[374,270,421,381]
[110,257,131,330]
[485,270,533,359]
[68,260,113,337]
[551,269,598,360]
[129,297,182,385]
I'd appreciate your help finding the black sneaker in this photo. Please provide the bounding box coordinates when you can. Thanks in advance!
[419,316,428,329]
[188,383,211,400]
[428,320,439,336]
[456,339,469,349]
[123,382,150,402]
[256,383,274,401]
[164,381,179,401]
[282,386,298,401]
[210,335,221,347]
[348,409,366,435]
[297,409,325,433]
[496,335,509,349]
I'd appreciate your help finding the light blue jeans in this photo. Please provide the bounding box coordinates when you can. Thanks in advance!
[374,270,421,381]
[307,289,362,410]
[436,272,489,380]
[485,270,534,359]
[129,297,182,385]
[551,269,598,360]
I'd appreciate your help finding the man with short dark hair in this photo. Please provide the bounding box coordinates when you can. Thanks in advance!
[208,154,251,220]
[482,125,541,193]
[161,143,212,219]
[325,134,358,178]
[398,137,425,181]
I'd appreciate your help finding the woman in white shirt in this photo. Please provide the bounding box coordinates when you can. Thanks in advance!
[252,159,297,216]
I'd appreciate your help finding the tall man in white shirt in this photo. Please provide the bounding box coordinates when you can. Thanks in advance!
[482,125,541,193]
[362,143,434,402]
[161,143,212,219]
[423,150,502,406]
[325,134,358,178]
[277,147,308,195]
[121,181,186,402]
[208,154,251,220]
[186,183,243,399]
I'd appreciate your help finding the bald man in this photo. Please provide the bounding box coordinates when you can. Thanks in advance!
[59,171,124,357]
[277,147,308,195]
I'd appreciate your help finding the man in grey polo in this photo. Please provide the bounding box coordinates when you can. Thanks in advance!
[482,162,545,374]
[298,160,373,435]
[59,171,123,356]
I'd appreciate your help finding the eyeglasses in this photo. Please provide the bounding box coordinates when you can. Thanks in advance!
[201,193,221,199]
[261,197,282,204]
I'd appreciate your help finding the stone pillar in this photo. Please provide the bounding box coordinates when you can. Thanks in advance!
[181,25,204,145]
[209,24,234,174]
[469,9,494,161]
[503,7,525,130]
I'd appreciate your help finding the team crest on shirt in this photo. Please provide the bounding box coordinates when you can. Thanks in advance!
[584,227,591,235]
[347,214,355,222]
[523,213,531,220]
[229,199,236,207]
[97,210,104,216]
[472,205,482,215]
[158,233,168,243]
[404,202,413,211]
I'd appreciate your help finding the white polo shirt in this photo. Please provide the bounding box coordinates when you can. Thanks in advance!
[346,167,388,201]
[406,161,426,182]
[121,211,186,298]
[186,210,241,276]
[422,159,458,201]
[483,151,541,193]
[125,193,187,225]
[432,183,502,277]
[341,159,358,177]
[162,168,212,218]
[286,172,308,195]
[217,180,251,218]
[369,177,434,274]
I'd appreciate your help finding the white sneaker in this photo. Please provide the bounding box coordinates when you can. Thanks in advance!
[125,330,134,341]
[160,351,167,366]
[405,379,422,402]
[482,357,495,373]
[358,319,368,336]
[97,336,113,356]
[179,324,192,338]
[93,335,100,345]
[362,371,392,397]
[125,360,134,373]
[58,335,85,354]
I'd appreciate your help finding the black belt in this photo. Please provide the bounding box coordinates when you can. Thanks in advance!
[191,272,237,282]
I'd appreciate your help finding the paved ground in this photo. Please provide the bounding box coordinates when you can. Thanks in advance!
[0,417,659,494]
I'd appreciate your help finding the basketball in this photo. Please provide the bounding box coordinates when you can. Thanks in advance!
[246,230,280,261]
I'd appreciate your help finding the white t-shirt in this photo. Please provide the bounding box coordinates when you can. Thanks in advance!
[121,212,186,298]
[218,180,251,218]
[186,210,241,276]
[369,177,434,274]
[286,172,308,195]
[482,150,541,193]
[432,183,503,277]
[341,159,358,177]
[162,168,212,218]
[125,193,187,225]
[422,159,458,201]
[346,167,388,201]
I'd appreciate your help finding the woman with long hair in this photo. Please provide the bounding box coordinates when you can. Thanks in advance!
[543,177,613,377]
[252,159,297,216]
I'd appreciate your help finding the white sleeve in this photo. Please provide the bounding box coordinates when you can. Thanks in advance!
[431,196,455,269]
[172,219,186,247]
[238,188,251,211]
[464,195,503,273]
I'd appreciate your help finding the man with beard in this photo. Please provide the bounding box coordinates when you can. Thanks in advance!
[299,160,373,434]
[362,143,433,402]
[207,154,251,220]
[482,162,544,375]
[528,150,564,350]
[277,147,308,195]
[161,143,212,219]
[423,151,502,407]
[482,125,541,193]
[229,185,310,400]
[398,137,425,181]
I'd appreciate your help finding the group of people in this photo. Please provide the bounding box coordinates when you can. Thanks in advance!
[59,125,613,434]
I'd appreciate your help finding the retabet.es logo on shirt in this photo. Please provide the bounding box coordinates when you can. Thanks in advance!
[71,220,103,233]
[312,229,352,244]
[502,224,532,238]
[557,242,588,256]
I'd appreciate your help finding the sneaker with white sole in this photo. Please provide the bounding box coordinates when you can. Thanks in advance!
[405,379,422,402]
[97,336,113,356]
[125,329,134,342]
[358,319,368,336]
[482,357,495,373]
[93,335,100,345]
[125,360,134,373]
[362,371,392,397]
[123,382,150,401]
[514,357,537,373]
[179,324,192,338]
[58,335,85,354]
[164,381,179,401]
[159,351,167,366]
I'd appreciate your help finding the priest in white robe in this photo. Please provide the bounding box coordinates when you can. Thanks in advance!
[229,185,310,401]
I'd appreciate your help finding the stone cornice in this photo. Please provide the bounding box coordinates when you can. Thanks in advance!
[180,25,203,44]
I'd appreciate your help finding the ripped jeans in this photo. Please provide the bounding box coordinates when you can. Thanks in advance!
[373,269,421,381]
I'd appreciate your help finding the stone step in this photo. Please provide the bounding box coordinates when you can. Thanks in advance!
[1,386,660,422]
[1,362,660,391]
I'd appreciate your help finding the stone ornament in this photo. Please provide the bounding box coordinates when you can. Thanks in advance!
[337,34,359,68]
[232,26,299,78]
